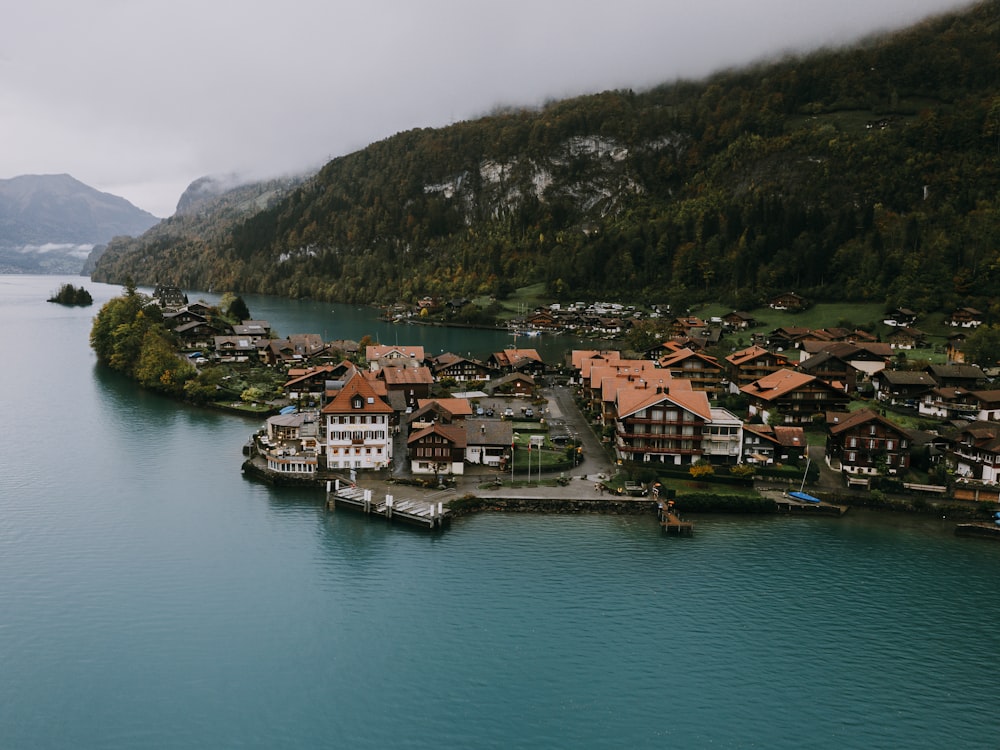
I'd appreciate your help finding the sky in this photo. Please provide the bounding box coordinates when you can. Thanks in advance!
[1,0,976,218]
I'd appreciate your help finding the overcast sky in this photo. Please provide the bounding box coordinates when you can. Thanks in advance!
[1,0,974,218]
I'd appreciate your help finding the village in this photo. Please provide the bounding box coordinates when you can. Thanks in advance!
[148,283,1000,517]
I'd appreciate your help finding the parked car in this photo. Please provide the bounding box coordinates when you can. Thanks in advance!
[524,408,535,418]
[503,407,514,418]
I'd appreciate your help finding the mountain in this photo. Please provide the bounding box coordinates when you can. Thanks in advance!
[0,174,160,273]
[92,1,1000,315]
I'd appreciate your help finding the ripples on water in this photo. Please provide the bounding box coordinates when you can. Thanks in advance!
[2,276,999,749]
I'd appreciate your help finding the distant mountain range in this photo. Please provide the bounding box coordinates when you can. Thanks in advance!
[0,174,160,274]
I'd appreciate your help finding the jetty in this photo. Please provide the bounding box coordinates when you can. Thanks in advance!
[325,480,451,529]
[657,499,693,536]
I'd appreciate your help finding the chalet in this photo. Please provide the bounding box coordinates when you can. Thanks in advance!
[487,372,536,398]
[668,316,706,337]
[153,283,187,308]
[740,368,850,425]
[826,409,911,475]
[525,310,559,330]
[287,333,328,360]
[233,320,271,340]
[407,398,474,429]
[883,308,918,327]
[612,381,716,466]
[917,387,977,420]
[487,348,545,377]
[162,307,208,328]
[926,363,988,391]
[258,338,296,367]
[886,327,927,350]
[283,363,356,404]
[798,341,891,378]
[320,370,393,471]
[377,365,434,408]
[948,307,983,328]
[765,326,812,350]
[725,345,793,390]
[742,424,806,465]
[659,348,725,398]
[213,335,257,362]
[173,320,221,350]
[465,419,514,468]
[949,422,1000,483]
[796,351,858,392]
[723,311,757,330]
[366,345,425,370]
[870,370,936,405]
[407,423,467,476]
[969,390,1000,422]
[768,292,807,311]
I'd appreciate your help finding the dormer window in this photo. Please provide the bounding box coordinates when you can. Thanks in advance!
[352,396,363,409]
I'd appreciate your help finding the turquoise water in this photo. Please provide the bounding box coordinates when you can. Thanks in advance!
[1,276,998,749]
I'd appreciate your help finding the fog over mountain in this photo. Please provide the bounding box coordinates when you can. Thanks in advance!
[0,174,159,273]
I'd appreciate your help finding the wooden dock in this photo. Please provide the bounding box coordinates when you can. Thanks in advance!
[657,500,693,536]
[325,480,451,529]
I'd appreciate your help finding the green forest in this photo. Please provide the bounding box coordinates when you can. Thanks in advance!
[92,1,1000,316]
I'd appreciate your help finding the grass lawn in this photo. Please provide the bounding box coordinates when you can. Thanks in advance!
[496,283,552,320]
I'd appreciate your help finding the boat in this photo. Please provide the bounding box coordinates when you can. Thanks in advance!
[789,491,822,504]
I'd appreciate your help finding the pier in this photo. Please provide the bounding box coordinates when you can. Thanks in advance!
[657,500,693,536]
[325,480,451,529]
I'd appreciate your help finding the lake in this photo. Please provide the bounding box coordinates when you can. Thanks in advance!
[1,274,998,749]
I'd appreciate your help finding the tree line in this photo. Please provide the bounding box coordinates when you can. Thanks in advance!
[93,0,1000,317]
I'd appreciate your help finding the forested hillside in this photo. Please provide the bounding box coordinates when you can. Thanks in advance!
[92,1,1000,314]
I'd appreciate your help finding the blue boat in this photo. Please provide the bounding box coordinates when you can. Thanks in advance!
[789,491,821,504]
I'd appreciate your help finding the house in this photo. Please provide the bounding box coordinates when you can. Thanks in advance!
[232,320,272,340]
[320,370,394,471]
[153,283,187,308]
[283,363,356,404]
[258,338,297,367]
[259,411,321,477]
[768,292,807,311]
[949,421,1000,483]
[658,348,725,398]
[725,345,793,390]
[795,350,860,392]
[740,368,851,425]
[431,353,496,382]
[525,310,559,330]
[886,327,927,350]
[612,380,714,466]
[366,345,426,370]
[742,424,806,465]
[487,348,545,377]
[699,407,744,465]
[826,409,911,475]
[377,365,434,408]
[213,335,258,362]
[287,333,328,360]
[723,311,757,330]
[798,341,891,379]
[465,419,514,468]
[870,369,936,405]
[883,308,918,327]
[407,423,467,476]
[917,386,978,420]
[764,326,812,350]
[948,307,984,328]
[173,320,221,350]
[487,372,536,398]
[969,390,1000,422]
[407,398,474,429]
[926,363,987,391]
[668,316,706,337]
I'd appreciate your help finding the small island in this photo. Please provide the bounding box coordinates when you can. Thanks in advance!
[48,283,93,306]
